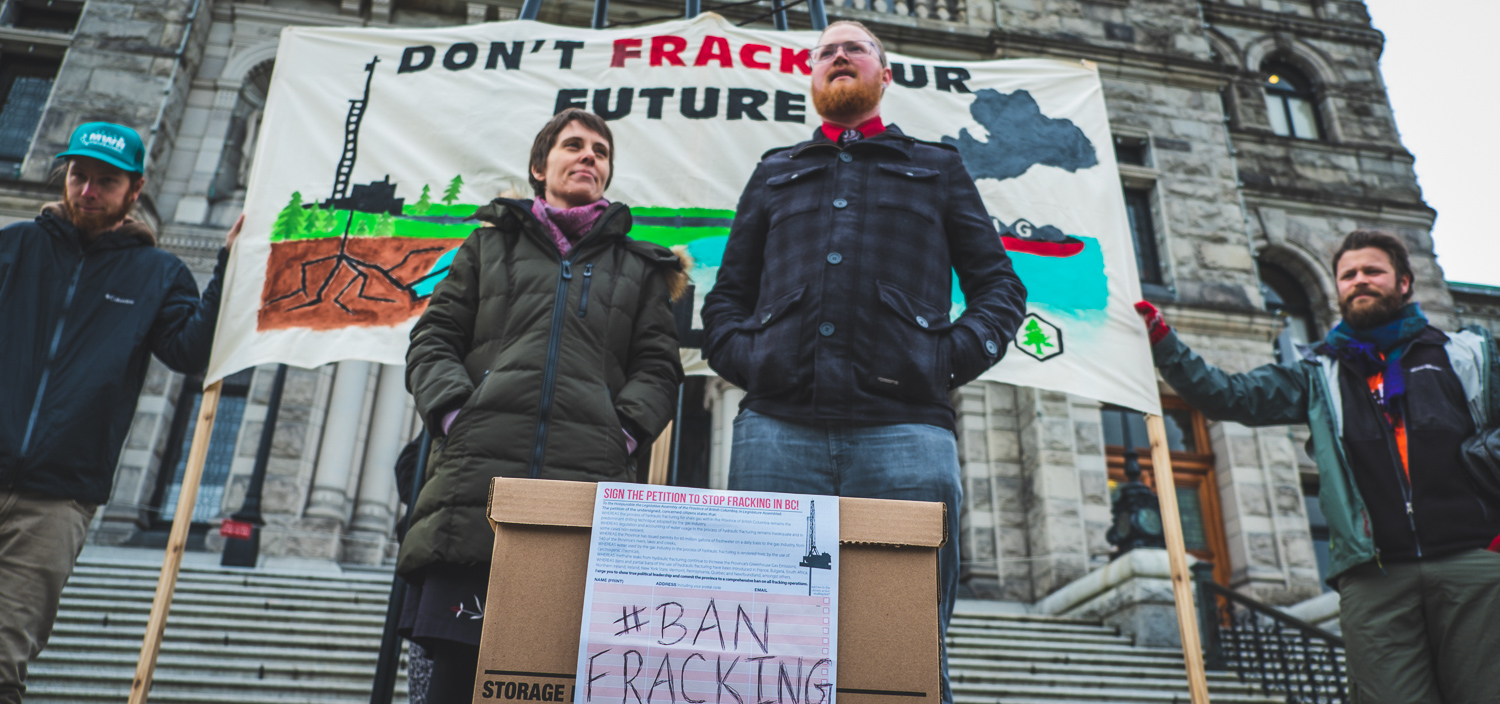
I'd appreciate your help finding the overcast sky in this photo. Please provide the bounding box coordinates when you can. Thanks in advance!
[1363,0,1500,287]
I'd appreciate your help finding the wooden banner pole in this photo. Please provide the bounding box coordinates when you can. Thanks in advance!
[647,420,674,485]
[129,379,223,704]
[1144,413,1212,704]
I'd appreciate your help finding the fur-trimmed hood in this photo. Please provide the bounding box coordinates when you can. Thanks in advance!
[41,201,156,246]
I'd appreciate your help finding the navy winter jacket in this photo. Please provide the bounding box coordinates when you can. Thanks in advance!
[701,125,1028,430]
[0,207,226,504]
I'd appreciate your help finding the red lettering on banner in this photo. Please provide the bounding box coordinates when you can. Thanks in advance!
[651,36,688,66]
[612,38,642,67]
[740,43,771,70]
[694,36,733,68]
[779,47,811,75]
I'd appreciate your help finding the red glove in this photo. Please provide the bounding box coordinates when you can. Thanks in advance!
[1135,301,1170,346]
[1489,535,1499,553]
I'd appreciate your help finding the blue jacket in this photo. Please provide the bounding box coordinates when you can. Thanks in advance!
[0,206,226,503]
[701,125,1028,430]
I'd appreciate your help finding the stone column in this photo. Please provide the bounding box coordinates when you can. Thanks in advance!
[1017,387,1090,599]
[1210,421,1322,604]
[305,361,372,530]
[707,380,744,490]
[467,2,490,23]
[344,364,410,564]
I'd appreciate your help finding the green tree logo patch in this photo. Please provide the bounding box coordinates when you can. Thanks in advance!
[1016,313,1063,361]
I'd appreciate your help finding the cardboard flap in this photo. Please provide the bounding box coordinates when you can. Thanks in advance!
[487,477,596,531]
[839,497,946,547]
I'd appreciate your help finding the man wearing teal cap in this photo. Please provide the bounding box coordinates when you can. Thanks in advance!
[0,122,242,703]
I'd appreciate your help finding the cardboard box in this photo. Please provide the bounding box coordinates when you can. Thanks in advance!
[474,477,946,704]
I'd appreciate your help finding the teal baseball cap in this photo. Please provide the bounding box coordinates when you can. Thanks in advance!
[56,122,145,173]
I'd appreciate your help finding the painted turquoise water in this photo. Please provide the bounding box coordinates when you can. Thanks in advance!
[414,247,459,298]
[682,234,1106,321]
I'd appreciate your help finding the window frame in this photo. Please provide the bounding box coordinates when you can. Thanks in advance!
[1104,397,1232,585]
[149,370,254,527]
[1261,61,1324,141]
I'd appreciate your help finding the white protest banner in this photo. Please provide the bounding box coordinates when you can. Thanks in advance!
[577,483,838,704]
[212,13,1160,414]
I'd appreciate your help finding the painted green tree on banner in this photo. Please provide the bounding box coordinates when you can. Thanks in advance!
[273,192,305,239]
[441,175,463,206]
[375,213,396,236]
[1022,318,1055,356]
[413,184,433,214]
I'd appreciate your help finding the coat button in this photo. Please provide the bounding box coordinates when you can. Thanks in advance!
[985,340,999,355]
[819,322,836,337]
[839,153,852,163]
[833,198,847,209]
[826,252,842,264]
[916,316,929,328]
[762,312,773,324]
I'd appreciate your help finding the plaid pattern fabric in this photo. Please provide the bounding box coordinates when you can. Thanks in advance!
[702,125,1027,430]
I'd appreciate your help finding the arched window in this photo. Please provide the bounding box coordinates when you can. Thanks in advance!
[1261,60,1322,140]
[210,60,273,203]
[1259,260,1318,364]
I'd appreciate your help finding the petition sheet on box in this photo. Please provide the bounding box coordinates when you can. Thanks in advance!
[577,483,839,704]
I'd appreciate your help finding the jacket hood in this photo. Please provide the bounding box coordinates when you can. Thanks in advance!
[475,198,691,301]
[41,201,156,247]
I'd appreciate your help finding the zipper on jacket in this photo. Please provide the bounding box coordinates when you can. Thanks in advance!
[577,263,594,318]
[523,206,624,479]
[20,257,86,457]
[1363,381,1423,557]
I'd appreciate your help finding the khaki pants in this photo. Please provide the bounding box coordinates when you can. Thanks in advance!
[1339,549,1500,704]
[0,491,95,704]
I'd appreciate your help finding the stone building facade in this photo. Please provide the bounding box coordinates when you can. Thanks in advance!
[4,0,1494,609]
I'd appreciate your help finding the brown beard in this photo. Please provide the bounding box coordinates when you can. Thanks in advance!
[1339,285,1406,329]
[812,72,883,124]
[64,190,133,238]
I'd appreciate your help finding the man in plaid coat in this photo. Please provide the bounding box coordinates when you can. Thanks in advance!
[700,20,1027,704]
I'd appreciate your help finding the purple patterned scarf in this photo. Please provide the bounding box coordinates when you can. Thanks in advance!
[531,197,609,257]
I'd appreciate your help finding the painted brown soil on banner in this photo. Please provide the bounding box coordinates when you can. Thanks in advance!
[258,237,459,331]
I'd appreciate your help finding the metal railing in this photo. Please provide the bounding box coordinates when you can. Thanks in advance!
[1193,563,1348,704]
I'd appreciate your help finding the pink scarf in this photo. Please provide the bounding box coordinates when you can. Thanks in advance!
[532,197,609,257]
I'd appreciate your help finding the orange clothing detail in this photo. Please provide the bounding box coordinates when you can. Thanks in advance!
[1366,371,1410,479]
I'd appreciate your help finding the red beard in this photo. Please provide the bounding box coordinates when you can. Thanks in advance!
[64,191,133,236]
[812,73,883,124]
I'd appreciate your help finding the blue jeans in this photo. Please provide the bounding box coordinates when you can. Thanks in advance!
[728,409,960,704]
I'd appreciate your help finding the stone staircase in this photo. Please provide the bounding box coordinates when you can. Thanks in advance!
[25,554,1287,703]
[25,552,408,703]
[948,606,1282,703]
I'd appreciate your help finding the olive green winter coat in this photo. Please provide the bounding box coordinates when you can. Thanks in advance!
[399,198,685,577]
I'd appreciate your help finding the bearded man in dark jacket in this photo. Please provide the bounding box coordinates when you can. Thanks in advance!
[0,122,237,703]
[1137,230,1500,704]
[700,21,1027,704]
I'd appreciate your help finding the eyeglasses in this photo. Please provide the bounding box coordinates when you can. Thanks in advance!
[811,40,880,65]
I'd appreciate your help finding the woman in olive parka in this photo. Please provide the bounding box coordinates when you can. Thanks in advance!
[398,109,686,703]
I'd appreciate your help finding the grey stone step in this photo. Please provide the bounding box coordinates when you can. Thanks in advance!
[953,680,1281,703]
[952,667,1264,693]
[63,574,392,604]
[53,607,388,635]
[945,625,1133,646]
[950,657,1247,682]
[948,637,1185,660]
[40,636,388,665]
[47,622,384,650]
[30,651,393,682]
[59,587,392,615]
[26,666,407,698]
[947,617,1121,636]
